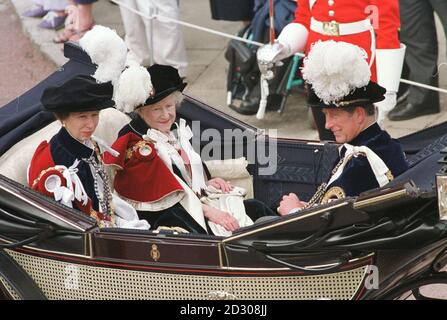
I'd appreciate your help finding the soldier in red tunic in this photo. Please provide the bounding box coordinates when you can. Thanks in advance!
[257,0,406,138]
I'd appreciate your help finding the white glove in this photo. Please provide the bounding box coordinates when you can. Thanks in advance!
[112,193,150,230]
[257,41,287,80]
[376,91,397,127]
[256,23,309,80]
[376,45,406,93]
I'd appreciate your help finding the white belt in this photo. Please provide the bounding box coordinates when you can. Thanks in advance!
[310,17,372,37]
[310,17,376,67]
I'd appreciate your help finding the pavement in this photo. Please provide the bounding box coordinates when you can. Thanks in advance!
[8,0,447,140]
[0,0,56,106]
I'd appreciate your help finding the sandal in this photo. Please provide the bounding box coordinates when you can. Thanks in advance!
[53,27,77,43]
[67,27,93,42]
[38,11,67,30]
[22,5,48,18]
[52,5,78,43]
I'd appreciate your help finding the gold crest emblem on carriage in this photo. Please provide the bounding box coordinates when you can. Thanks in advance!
[150,244,160,261]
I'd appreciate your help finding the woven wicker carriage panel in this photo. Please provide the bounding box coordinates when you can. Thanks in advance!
[231,268,367,300]
[6,250,367,300]
[6,249,232,300]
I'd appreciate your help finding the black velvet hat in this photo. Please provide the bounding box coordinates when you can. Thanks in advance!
[308,81,386,109]
[143,64,187,106]
[41,75,115,113]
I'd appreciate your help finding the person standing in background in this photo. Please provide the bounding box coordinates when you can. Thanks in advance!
[388,0,447,121]
[23,0,69,30]
[53,0,96,43]
[118,0,188,78]
[257,0,405,140]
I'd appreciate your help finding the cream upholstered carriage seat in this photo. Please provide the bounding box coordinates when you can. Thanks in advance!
[0,108,254,198]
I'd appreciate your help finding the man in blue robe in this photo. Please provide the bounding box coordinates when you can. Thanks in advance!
[277,41,409,215]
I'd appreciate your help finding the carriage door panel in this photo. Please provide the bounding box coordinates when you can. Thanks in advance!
[254,138,339,208]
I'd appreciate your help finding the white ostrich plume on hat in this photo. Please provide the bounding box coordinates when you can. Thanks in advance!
[114,62,153,113]
[301,40,371,104]
[79,25,128,84]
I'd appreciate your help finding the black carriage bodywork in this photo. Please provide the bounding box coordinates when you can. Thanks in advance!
[0,43,447,300]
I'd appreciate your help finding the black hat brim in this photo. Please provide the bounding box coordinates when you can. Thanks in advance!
[309,81,386,109]
[41,75,115,113]
[41,99,115,113]
[142,82,187,106]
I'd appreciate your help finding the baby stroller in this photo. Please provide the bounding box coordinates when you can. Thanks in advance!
[224,0,304,115]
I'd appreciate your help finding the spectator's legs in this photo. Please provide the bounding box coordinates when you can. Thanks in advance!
[137,0,188,78]
[400,0,439,106]
[52,0,94,42]
[76,3,94,32]
[119,0,151,65]
[431,0,447,45]
[23,0,48,17]
[42,0,68,11]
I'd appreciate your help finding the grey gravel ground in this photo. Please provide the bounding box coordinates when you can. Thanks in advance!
[0,0,56,107]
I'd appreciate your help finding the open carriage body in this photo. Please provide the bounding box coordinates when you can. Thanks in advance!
[0,44,446,300]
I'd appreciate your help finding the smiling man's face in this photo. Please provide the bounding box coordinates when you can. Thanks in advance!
[323,107,365,143]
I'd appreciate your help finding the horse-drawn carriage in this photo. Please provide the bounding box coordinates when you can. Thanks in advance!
[0,43,446,300]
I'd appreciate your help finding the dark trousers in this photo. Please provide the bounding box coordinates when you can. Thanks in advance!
[138,203,208,234]
[75,0,97,4]
[138,199,276,235]
[243,198,276,221]
[399,0,447,107]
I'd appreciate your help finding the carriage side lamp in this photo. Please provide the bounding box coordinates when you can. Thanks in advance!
[436,149,447,220]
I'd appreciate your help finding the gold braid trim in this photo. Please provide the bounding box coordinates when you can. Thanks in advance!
[155,226,189,234]
[126,140,153,160]
[90,207,116,228]
[32,140,103,189]
[91,140,103,162]
[385,170,394,181]
[321,186,346,204]
[31,166,65,189]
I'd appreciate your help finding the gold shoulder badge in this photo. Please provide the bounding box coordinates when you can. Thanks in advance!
[150,244,160,262]
[126,141,153,160]
[385,170,394,182]
[138,144,152,157]
[321,186,346,204]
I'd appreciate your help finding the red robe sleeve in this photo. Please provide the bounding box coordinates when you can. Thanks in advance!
[28,141,112,225]
[103,132,184,203]
[28,141,55,188]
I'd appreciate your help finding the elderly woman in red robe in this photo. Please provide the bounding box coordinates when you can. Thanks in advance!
[104,64,276,235]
